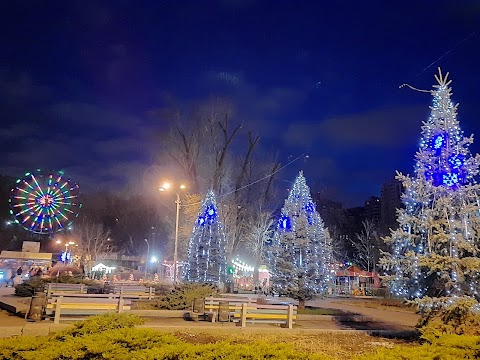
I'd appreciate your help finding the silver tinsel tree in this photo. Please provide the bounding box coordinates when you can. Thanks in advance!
[381,68,480,304]
[268,171,332,305]
[184,190,227,284]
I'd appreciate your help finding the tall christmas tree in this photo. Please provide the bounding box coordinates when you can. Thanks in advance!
[381,68,480,303]
[184,190,227,285]
[268,171,332,307]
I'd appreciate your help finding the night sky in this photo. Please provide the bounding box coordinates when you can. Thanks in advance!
[1,1,480,207]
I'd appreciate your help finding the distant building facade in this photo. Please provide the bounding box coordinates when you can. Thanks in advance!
[380,177,403,234]
[364,196,381,224]
[311,194,344,230]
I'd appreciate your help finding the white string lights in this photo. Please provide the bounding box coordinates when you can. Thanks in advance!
[268,171,333,295]
[384,68,480,304]
[184,190,227,284]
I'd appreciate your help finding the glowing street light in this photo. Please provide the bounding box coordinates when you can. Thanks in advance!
[144,239,149,278]
[159,182,186,283]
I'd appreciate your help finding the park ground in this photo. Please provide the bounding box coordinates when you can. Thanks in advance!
[0,287,419,336]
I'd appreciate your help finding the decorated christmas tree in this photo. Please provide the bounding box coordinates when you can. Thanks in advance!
[381,68,480,303]
[268,171,332,307]
[184,190,227,285]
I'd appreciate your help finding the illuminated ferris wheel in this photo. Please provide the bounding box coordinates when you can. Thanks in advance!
[9,169,81,234]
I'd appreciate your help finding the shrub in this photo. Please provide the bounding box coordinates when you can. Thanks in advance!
[0,327,330,360]
[356,334,480,360]
[416,296,480,337]
[144,282,173,296]
[379,298,407,308]
[56,313,145,337]
[154,283,218,310]
[14,275,99,297]
[14,277,45,297]
[47,264,83,277]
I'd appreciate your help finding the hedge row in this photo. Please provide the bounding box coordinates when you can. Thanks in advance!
[1,314,479,360]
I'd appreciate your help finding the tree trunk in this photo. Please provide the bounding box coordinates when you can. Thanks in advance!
[253,253,261,289]
[298,299,306,310]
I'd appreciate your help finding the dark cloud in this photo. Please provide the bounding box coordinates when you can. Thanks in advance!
[49,102,143,131]
[0,72,159,196]
[284,106,426,150]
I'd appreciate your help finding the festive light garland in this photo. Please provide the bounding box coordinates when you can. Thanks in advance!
[184,190,227,284]
[268,171,333,294]
[385,69,480,303]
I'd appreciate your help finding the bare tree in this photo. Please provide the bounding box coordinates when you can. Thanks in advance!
[158,98,283,262]
[245,207,275,287]
[351,220,379,272]
[71,219,112,274]
[329,225,349,263]
[163,109,204,192]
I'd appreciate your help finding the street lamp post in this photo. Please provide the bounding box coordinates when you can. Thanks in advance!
[159,183,185,283]
[144,239,149,278]
[174,192,180,283]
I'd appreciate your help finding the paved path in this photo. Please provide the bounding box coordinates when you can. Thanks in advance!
[307,297,420,329]
[0,289,419,337]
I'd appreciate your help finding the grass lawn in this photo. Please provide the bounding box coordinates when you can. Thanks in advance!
[341,298,417,313]
[297,307,341,315]
[2,313,477,360]
[168,328,406,359]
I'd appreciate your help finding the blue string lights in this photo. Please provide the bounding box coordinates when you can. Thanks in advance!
[384,68,480,305]
[268,171,333,296]
[184,190,227,285]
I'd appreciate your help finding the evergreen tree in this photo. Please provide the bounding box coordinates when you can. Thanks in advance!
[184,190,227,285]
[268,171,332,307]
[381,68,480,303]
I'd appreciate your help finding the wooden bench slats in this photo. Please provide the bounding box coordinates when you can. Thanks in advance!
[233,313,296,319]
[49,293,119,298]
[49,297,121,303]
[193,297,297,328]
[46,296,129,323]
[46,283,87,297]
[108,286,154,299]
[232,319,289,324]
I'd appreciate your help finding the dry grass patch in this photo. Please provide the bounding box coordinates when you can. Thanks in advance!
[170,329,410,360]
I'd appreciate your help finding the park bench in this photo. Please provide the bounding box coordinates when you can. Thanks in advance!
[233,303,297,329]
[107,285,155,299]
[45,294,131,323]
[189,296,258,322]
[45,283,87,297]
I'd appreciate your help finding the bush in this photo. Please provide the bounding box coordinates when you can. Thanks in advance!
[379,298,407,308]
[57,313,145,337]
[86,284,104,294]
[14,275,99,297]
[47,264,83,277]
[356,334,480,360]
[416,296,480,337]
[0,314,329,360]
[14,277,46,297]
[143,282,173,296]
[0,313,478,360]
[154,283,218,310]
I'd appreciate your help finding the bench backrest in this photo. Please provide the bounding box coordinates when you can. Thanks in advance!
[46,296,130,323]
[233,303,297,328]
[46,283,87,297]
[204,297,257,306]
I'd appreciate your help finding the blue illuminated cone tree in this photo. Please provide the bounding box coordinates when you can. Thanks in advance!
[268,171,332,308]
[381,68,480,304]
[184,190,227,286]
